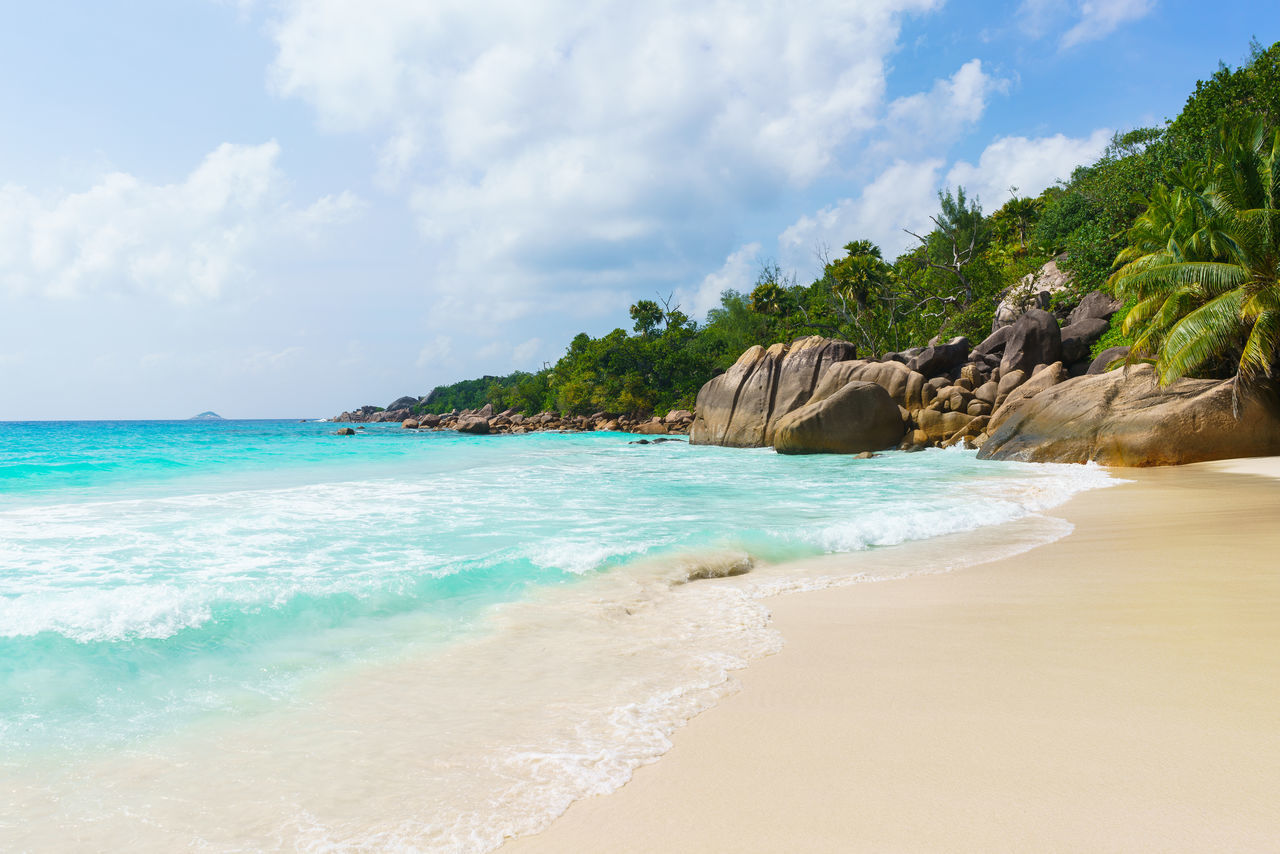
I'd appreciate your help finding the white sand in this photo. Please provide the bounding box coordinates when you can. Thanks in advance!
[505,458,1280,853]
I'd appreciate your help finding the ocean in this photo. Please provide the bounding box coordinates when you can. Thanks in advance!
[0,420,1112,851]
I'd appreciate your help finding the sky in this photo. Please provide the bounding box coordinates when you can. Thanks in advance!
[0,0,1272,419]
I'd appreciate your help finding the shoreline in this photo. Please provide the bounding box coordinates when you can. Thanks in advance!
[504,457,1280,853]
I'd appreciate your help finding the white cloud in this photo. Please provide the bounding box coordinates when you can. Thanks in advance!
[877,60,1008,156]
[780,160,944,264]
[1062,0,1155,48]
[1017,0,1155,49]
[679,242,762,321]
[945,128,1112,210]
[0,142,361,302]
[415,335,455,369]
[1016,0,1069,38]
[777,127,1110,274]
[511,337,542,364]
[266,0,944,327]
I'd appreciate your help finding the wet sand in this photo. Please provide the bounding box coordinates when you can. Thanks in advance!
[506,458,1280,853]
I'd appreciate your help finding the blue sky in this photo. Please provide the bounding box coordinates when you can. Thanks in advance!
[0,0,1272,419]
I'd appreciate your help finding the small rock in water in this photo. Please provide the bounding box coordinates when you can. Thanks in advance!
[856,451,877,459]
[629,439,651,445]
[336,427,356,436]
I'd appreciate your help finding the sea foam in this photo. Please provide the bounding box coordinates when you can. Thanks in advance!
[0,423,1114,851]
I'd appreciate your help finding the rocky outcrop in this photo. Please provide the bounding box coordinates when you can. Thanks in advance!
[986,362,1069,434]
[331,401,697,438]
[972,326,1013,359]
[813,360,930,411]
[1059,317,1110,365]
[977,364,1280,466]
[907,337,970,377]
[772,382,905,454]
[916,409,976,445]
[992,259,1074,331]
[456,416,490,435]
[1066,290,1122,326]
[387,396,420,412]
[1000,309,1063,377]
[334,405,385,423]
[634,420,669,435]
[690,336,857,447]
[1088,346,1130,374]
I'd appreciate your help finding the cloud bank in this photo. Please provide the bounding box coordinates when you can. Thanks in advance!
[266,0,952,327]
[0,142,360,302]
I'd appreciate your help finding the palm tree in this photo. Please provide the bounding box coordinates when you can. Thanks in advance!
[1108,120,1280,400]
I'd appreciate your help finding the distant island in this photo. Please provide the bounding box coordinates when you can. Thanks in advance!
[189,411,223,421]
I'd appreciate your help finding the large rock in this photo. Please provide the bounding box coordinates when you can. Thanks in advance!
[987,362,1068,434]
[977,364,1280,466]
[1059,317,1110,365]
[773,382,905,454]
[1067,290,1122,326]
[813,360,930,411]
[907,337,970,378]
[1000,309,1062,378]
[634,421,669,435]
[372,408,413,423]
[1088,346,1130,374]
[972,325,1014,359]
[456,416,490,435]
[387,396,419,412]
[916,409,975,444]
[690,336,856,447]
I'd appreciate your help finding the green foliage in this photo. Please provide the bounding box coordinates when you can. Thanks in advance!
[1034,189,1095,251]
[1048,129,1170,292]
[990,194,1042,250]
[1165,40,1280,165]
[416,372,550,415]
[1109,118,1280,387]
[629,299,664,336]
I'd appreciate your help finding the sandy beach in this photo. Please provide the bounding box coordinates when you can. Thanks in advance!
[506,457,1280,853]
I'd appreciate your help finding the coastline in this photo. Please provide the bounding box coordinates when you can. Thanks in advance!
[505,457,1280,853]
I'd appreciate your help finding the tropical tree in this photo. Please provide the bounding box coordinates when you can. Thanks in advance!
[905,188,987,307]
[629,299,664,336]
[1109,120,1280,401]
[991,191,1041,250]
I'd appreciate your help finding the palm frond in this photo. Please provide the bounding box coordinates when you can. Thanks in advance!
[1157,289,1247,384]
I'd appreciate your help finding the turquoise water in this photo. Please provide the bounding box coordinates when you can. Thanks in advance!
[0,420,1110,846]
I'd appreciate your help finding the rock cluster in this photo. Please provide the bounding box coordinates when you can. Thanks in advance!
[691,291,1123,455]
[333,397,695,437]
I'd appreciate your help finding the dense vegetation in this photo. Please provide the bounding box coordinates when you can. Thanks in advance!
[413,40,1280,419]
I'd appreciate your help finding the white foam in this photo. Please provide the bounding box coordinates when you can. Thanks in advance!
[0,446,1119,852]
